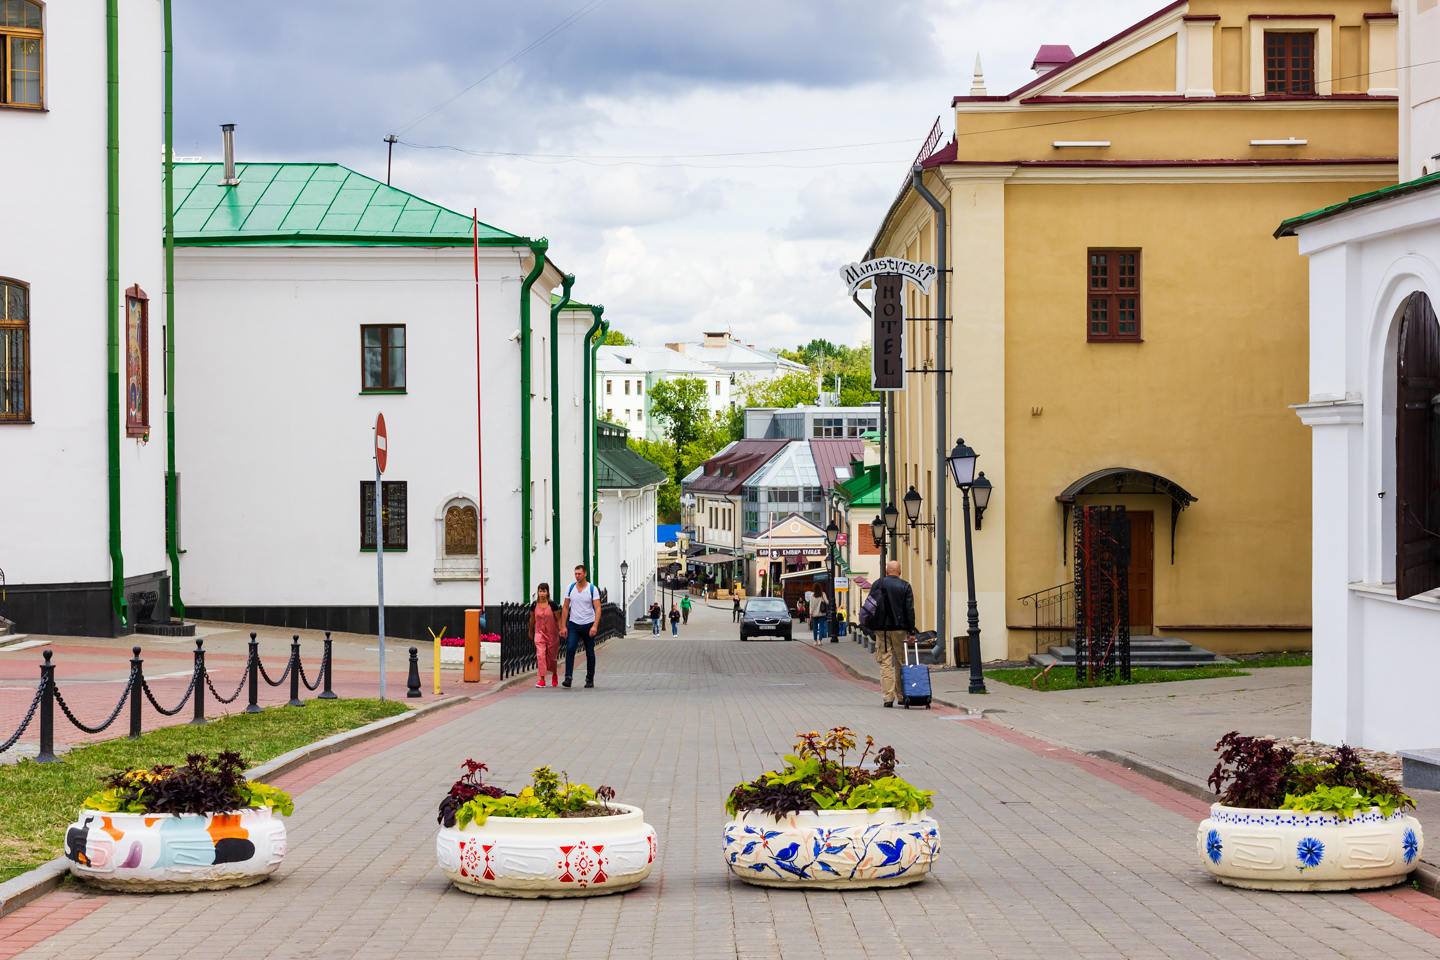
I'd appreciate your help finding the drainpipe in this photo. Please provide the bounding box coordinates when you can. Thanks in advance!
[105,0,127,629]
[163,0,182,618]
[582,306,605,578]
[519,239,548,600]
[549,274,575,589]
[594,314,610,580]
[911,165,948,666]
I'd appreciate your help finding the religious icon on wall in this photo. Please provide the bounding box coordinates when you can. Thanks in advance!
[125,286,148,438]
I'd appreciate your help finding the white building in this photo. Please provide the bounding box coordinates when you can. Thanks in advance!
[171,154,602,639]
[1,0,171,636]
[593,422,667,621]
[665,331,807,383]
[1282,0,1440,750]
[596,344,730,442]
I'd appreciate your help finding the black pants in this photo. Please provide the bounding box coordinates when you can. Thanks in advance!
[564,620,595,682]
[732,607,741,622]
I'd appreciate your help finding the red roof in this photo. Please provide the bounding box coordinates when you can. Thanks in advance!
[809,439,865,493]
[686,440,788,495]
[1031,44,1075,68]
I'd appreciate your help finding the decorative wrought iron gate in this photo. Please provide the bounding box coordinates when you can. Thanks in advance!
[1073,505,1131,683]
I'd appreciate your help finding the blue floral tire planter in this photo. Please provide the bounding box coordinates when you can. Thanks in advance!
[1196,804,1424,892]
[723,808,940,889]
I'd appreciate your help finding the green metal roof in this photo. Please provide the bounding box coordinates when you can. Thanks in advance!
[596,423,669,489]
[551,293,598,311]
[167,162,526,246]
[832,462,883,507]
[1275,171,1440,238]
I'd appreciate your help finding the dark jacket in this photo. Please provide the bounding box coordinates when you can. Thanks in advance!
[869,575,916,633]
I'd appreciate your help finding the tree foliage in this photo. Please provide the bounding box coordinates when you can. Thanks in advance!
[601,329,633,345]
[628,400,738,524]
[765,339,879,407]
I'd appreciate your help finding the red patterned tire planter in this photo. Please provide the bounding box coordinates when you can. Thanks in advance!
[64,808,287,892]
[436,803,657,898]
[724,808,940,889]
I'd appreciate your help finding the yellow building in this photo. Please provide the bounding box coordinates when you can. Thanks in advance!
[865,0,1397,663]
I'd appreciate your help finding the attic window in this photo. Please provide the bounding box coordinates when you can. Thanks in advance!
[834,467,849,480]
[1264,32,1314,95]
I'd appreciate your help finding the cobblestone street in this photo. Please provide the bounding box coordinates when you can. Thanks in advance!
[6,603,1440,959]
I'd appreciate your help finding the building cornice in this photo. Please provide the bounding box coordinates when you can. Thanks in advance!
[1292,397,1364,426]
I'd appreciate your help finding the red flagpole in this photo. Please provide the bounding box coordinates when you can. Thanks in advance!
[474,209,485,607]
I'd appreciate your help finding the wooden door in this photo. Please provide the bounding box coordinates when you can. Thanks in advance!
[1128,511,1154,634]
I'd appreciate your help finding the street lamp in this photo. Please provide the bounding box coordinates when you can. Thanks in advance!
[947,437,990,694]
[620,560,629,620]
[824,517,840,643]
[870,514,885,548]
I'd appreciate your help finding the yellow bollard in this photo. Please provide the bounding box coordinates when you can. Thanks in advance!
[427,626,446,695]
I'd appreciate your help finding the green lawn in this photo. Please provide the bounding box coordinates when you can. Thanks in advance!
[986,651,1312,692]
[0,698,407,882]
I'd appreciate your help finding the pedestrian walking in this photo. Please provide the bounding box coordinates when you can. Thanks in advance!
[815,596,829,642]
[680,594,692,625]
[559,563,600,688]
[649,601,662,635]
[669,603,681,636]
[732,595,742,623]
[866,560,917,708]
[529,583,560,688]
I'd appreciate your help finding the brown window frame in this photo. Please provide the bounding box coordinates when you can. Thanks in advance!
[1263,31,1316,96]
[360,480,408,551]
[125,284,149,437]
[0,277,30,423]
[0,1,44,109]
[360,323,406,393]
[1087,249,1142,343]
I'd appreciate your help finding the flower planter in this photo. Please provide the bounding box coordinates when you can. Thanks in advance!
[439,646,465,668]
[436,802,657,898]
[1197,804,1424,891]
[479,641,501,666]
[65,807,287,892]
[723,807,940,889]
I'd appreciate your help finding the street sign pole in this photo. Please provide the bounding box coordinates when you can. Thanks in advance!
[375,413,388,701]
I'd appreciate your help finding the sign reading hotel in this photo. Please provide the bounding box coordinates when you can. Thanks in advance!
[840,256,936,392]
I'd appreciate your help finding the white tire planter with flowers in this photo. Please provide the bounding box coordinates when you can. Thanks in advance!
[1197,805,1423,892]
[65,807,287,892]
[437,802,657,898]
[723,807,939,889]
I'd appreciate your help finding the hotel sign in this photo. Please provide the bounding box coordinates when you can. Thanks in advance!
[840,256,936,393]
[840,257,937,296]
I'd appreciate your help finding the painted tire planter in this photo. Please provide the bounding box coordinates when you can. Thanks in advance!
[436,802,657,898]
[1197,803,1424,891]
[723,807,940,889]
[65,808,287,892]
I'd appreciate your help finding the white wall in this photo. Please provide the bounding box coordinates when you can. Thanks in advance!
[1401,0,1440,181]
[555,305,592,582]
[1,0,168,589]
[176,245,561,608]
[597,484,659,621]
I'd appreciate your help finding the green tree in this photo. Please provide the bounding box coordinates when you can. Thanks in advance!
[629,408,738,524]
[602,329,634,345]
[737,370,820,409]
[648,377,710,473]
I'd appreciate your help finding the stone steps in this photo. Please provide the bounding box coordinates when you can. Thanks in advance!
[1028,636,1233,670]
[1399,749,1440,791]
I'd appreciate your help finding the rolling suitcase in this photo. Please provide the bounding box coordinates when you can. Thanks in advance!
[900,639,932,709]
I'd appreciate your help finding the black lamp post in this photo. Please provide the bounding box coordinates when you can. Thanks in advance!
[620,560,629,620]
[870,514,885,549]
[946,438,989,694]
[824,517,840,643]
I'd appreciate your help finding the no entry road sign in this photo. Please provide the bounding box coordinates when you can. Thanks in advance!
[375,413,388,474]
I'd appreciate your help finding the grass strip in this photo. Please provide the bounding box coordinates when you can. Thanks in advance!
[985,653,1310,692]
[0,698,407,882]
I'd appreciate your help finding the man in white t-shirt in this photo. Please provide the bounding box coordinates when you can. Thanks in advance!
[559,563,600,688]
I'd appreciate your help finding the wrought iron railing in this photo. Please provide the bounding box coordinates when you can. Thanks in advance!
[498,602,627,680]
[0,633,337,764]
[1017,582,1074,656]
[1074,505,1131,683]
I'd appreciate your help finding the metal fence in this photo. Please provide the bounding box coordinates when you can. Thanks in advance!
[1074,505,1131,683]
[498,602,627,679]
[0,633,336,764]
[1018,582,1074,656]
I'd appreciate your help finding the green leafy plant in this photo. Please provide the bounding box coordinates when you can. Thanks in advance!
[80,752,292,816]
[725,728,934,818]
[448,764,618,828]
[1209,733,1413,813]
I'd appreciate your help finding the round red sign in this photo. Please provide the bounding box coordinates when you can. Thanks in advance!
[375,413,388,474]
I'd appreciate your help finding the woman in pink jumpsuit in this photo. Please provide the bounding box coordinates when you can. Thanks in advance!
[529,583,560,688]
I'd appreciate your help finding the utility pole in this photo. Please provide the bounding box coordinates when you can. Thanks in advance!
[384,134,398,185]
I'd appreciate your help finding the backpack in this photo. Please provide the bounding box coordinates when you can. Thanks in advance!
[859,583,887,631]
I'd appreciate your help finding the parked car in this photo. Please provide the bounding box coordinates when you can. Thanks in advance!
[739,598,792,641]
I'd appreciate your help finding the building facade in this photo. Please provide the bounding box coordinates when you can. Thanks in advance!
[865,0,1398,664]
[2,0,172,635]
[593,422,667,622]
[1282,0,1440,749]
[665,331,807,384]
[596,344,730,442]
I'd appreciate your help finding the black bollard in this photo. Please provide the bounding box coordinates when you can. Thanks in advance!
[128,646,144,740]
[245,633,261,714]
[287,635,304,707]
[190,638,207,726]
[318,630,337,699]
[406,646,422,698]
[36,650,56,764]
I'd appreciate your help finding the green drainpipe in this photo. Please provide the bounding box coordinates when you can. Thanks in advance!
[518,239,548,600]
[549,273,574,590]
[106,0,126,629]
[163,0,182,618]
[590,311,609,579]
[581,306,605,578]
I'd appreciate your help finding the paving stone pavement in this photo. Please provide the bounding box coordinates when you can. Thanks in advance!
[9,603,1440,960]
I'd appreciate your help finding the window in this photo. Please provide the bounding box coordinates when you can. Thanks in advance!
[1395,292,1440,599]
[624,380,630,395]
[361,324,405,391]
[714,381,720,396]
[637,381,643,395]
[1087,249,1141,342]
[813,417,843,438]
[0,279,29,422]
[125,285,148,437]
[361,480,407,550]
[1264,32,1314,95]
[0,2,42,108]
[635,409,643,421]
[606,380,612,394]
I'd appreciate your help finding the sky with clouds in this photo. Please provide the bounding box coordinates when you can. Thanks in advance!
[172,0,1159,351]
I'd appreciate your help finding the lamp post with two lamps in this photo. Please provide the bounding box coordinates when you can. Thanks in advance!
[824,517,841,643]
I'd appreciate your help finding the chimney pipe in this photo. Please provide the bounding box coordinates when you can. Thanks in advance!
[219,123,240,185]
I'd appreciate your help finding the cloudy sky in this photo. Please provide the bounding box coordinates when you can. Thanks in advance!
[173,0,1158,351]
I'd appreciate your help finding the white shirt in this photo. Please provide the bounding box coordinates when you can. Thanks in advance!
[566,581,598,625]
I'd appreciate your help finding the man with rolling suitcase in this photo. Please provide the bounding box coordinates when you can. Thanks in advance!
[862,560,916,708]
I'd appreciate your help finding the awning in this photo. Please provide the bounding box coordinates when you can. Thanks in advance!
[688,553,740,566]
[1056,467,1196,563]
[780,567,827,582]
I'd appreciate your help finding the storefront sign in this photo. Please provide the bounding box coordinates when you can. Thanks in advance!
[757,547,827,558]
[872,274,904,390]
[840,257,936,295]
